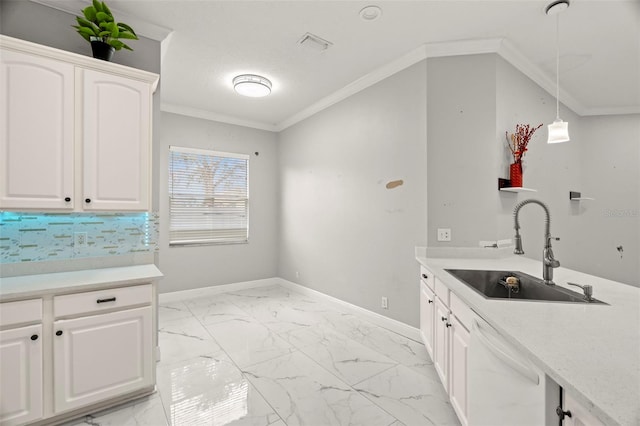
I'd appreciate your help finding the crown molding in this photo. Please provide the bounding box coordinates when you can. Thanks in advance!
[161,103,278,132]
[30,0,173,42]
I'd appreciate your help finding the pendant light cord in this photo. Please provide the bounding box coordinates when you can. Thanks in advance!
[555,13,560,120]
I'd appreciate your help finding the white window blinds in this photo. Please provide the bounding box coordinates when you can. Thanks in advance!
[169,146,249,245]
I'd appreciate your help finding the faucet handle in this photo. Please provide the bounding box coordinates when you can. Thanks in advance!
[567,282,594,301]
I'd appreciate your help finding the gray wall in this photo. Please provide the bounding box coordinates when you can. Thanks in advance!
[157,112,279,293]
[427,53,639,286]
[278,61,428,327]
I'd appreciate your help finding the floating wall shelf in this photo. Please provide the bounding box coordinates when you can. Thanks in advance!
[569,191,594,201]
[500,187,538,193]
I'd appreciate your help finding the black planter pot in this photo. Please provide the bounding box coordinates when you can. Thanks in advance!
[90,41,115,61]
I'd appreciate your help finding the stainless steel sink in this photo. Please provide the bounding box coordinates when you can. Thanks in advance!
[444,269,606,304]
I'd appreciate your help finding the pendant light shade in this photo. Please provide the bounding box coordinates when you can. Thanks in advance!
[547,119,570,143]
[546,0,570,144]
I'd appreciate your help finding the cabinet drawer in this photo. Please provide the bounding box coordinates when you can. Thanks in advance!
[0,299,42,327]
[434,277,450,306]
[54,284,152,318]
[450,292,474,331]
[420,265,435,291]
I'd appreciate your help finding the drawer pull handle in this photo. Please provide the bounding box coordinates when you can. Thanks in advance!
[421,273,428,279]
[97,297,117,304]
[31,334,39,341]
[56,330,63,336]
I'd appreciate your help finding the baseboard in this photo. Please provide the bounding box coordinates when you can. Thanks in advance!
[275,278,421,342]
[158,277,280,303]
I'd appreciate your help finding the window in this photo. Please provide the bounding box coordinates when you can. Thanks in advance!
[169,146,249,245]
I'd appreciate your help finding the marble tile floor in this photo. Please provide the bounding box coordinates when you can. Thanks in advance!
[68,285,459,426]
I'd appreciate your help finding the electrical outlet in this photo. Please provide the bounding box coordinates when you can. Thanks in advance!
[437,228,451,242]
[381,296,388,309]
[74,232,87,248]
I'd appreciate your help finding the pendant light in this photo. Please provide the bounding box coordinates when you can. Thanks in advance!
[546,0,570,144]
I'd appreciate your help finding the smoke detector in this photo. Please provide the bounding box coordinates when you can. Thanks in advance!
[359,5,382,21]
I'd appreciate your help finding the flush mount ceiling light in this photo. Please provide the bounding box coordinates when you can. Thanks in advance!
[546,0,570,144]
[233,74,272,97]
[359,5,382,21]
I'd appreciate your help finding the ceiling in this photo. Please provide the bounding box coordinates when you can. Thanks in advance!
[35,1,640,131]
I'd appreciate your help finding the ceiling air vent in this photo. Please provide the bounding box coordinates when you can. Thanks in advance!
[298,32,333,52]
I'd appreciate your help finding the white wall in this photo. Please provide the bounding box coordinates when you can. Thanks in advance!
[157,112,279,293]
[278,61,428,327]
[576,115,640,284]
[427,54,499,246]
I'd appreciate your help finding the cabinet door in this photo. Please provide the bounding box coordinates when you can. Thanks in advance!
[563,391,605,426]
[0,324,43,425]
[53,306,153,413]
[419,281,435,358]
[449,315,470,426]
[433,297,449,392]
[0,50,74,210]
[82,69,151,211]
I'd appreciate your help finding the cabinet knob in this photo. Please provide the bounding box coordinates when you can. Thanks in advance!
[56,330,63,336]
[555,406,572,420]
[441,316,447,322]
[64,197,71,202]
[421,273,428,279]
[428,299,433,304]
[446,323,452,328]
[85,198,92,204]
[31,334,39,341]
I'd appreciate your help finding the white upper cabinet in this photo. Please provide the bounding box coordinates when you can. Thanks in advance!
[82,70,151,211]
[0,35,158,212]
[0,50,75,209]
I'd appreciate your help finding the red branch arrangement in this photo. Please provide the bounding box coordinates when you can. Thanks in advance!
[506,123,543,164]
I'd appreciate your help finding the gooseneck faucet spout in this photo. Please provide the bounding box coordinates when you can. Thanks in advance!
[513,199,560,285]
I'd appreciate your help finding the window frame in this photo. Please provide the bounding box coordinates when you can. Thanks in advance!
[168,145,249,246]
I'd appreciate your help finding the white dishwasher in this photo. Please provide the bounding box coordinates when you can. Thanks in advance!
[468,315,547,426]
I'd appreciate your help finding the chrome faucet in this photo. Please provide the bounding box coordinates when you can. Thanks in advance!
[513,199,560,285]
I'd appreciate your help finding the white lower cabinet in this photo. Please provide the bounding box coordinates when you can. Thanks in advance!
[419,281,435,358]
[433,296,450,392]
[0,280,157,425]
[418,268,473,426]
[449,315,470,426]
[0,324,43,426]
[53,306,153,414]
[563,391,605,426]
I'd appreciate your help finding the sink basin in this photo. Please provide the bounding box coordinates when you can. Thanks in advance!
[444,269,606,304]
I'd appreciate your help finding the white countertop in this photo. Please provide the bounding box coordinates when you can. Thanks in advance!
[0,264,163,301]
[417,254,640,426]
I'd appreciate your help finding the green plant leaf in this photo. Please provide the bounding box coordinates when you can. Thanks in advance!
[121,43,133,51]
[117,31,137,40]
[76,17,99,32]
[72,26,92,42]
[76,25,99,37]
[101,2,113,17]
[99,21,110,29]
[117,22,137,37]
[82,6,96,22]
[98,31,111,37]
[108,21,119,38]
[92,0,103,13]
[108,39,124,50]
[96,11,113,23]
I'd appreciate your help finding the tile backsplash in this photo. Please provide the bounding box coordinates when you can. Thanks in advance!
[0,212,159,264]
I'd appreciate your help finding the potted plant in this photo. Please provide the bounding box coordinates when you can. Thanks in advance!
[73,0,138,61]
